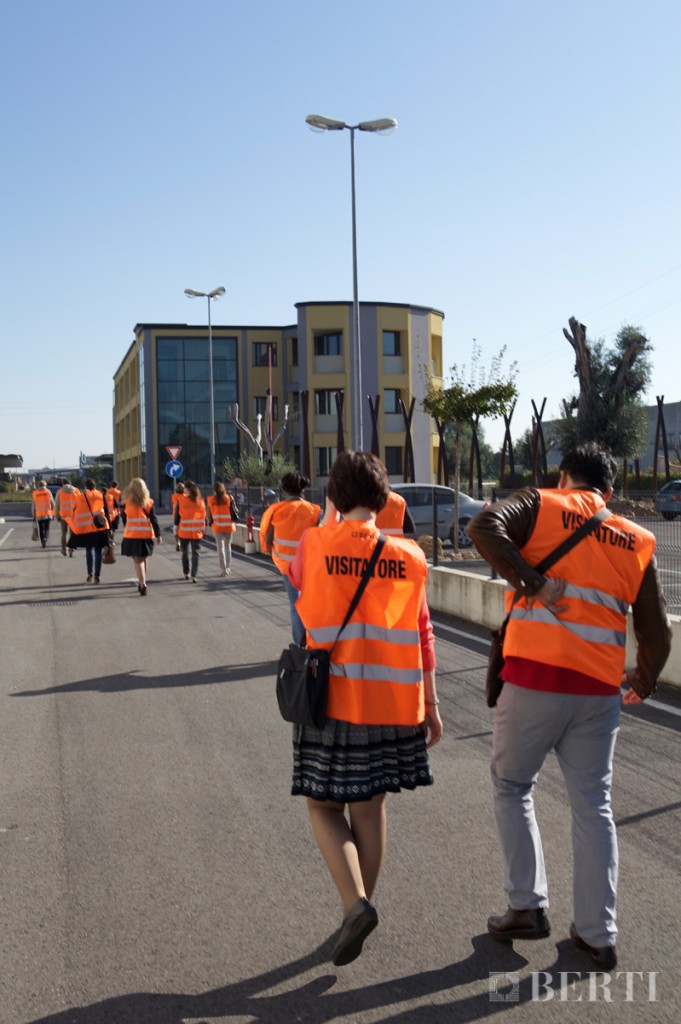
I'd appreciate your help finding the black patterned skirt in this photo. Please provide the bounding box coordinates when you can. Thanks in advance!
[292,718,434,803]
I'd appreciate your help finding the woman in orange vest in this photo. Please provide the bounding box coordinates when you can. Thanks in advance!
[31,479,55,548]
[67,478,110,583]
[207,481,238,577]
[174,480,206,582]
[120,477,162,595]
[105,480,122,533]
[259,472,321,645]
[171,482,185,551]
[288,451,443,967]
[55,478,79,556]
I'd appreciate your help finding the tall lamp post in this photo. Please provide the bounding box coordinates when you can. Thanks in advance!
[305,114,397,452]
[184,286,226,487]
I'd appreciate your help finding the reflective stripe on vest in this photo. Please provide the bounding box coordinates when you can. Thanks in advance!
[296,522,428,726]
[503,489,655,688]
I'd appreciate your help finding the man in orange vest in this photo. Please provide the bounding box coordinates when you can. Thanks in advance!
[259,472,321,645]
[375,489,414,537]
[31,480,55,548]
[54,477,80,556]
[468,442,671,971]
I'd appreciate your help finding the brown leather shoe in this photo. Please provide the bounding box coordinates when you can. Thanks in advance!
[488,906,551,940]
[569,923,617,970]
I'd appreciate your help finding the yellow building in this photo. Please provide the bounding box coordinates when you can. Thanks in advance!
[113,300,444,501]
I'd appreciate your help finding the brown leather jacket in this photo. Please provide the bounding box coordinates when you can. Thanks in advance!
[468,487,672,697]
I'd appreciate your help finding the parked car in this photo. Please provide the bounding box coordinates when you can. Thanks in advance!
[391,483,488,548]
[655,480,681,520]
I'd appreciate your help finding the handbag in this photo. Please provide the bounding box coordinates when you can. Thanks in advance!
[486,507,612,708]
[31,523,39,542]
[276,535,386,728]
[102,538,116,564]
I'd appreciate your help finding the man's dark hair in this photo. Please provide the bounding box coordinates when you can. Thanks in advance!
[559,442,618,493]
[282,472,310,496]
[327,451,389,514]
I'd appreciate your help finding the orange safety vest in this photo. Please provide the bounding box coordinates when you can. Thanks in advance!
[32,488,55,519]
[207,495,236,534]
[106,487,121,521]
[503,489,656,689]
[375,491,406,536]
[69,490,110,535]
[296,520,429,726]
[176,493,206,540]
[123,499,155,539]
[259,498,321,574]
[57,487,79,522]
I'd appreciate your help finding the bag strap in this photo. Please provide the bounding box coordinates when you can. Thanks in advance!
[328,534,386,656]
[507,507,612,614]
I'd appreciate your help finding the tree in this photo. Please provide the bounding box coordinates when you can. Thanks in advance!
[423,344,517,551]
[554,319,652,459]
[222,451,298,488]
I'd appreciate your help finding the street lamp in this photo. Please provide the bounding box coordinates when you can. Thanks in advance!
[184,286,226,487]
[305,114,397,452]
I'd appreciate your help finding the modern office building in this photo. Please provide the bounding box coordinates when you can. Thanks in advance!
[113,300,445,502]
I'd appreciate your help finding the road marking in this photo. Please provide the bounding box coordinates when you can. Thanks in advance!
[431,616,681,718]
[0,528,14,547]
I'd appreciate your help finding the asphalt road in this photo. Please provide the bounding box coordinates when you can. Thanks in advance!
[1,509,680,1024]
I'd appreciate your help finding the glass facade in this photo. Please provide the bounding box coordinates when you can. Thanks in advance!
[156,335,239,485]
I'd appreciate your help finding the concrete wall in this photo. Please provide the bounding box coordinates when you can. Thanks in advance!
[230,525,680,687]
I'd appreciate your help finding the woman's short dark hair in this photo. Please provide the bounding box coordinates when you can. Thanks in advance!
[85,478,96,490]
[282,472,310,496]
[559,442,618,493]
[327,451,389,514]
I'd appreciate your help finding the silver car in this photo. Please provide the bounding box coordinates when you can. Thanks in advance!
[655,479,681,520]
[391,483,488,548]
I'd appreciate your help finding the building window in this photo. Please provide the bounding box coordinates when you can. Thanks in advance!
[290,337,298,367]
[254,396,279,421]
[253,342,277,367]
[384,388,402,414]
[384,447,403,475]
[314,332,342,357]
[314,389,338,415]
[316,446,338,476]
[383,330,400,356]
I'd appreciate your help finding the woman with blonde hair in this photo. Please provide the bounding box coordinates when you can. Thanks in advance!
[120,477,162,595]
[207,481,239,577]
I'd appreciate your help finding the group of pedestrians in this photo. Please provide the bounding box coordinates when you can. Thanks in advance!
[258,445,671,974]
[171,480,238,582]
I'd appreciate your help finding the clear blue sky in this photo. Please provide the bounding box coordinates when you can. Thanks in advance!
[2,0,679,471]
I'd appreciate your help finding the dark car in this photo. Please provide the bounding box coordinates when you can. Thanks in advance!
[655,479,681,520]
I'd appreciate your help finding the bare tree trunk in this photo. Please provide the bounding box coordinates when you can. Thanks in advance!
[453,425,462,554]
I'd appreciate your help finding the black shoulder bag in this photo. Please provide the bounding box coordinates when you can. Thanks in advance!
[486,508,612,708]
[276,535,386,729]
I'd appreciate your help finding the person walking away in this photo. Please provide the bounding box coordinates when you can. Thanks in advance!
[32,480,55,548]
[54,478,79,556]
[207,482,238,577]
[259,472,321,646]
[105,480,122,534]
[175,480,206,582]
[375,488,415,537]
[120,477,161,595]
[467,442,671,971]
[67,478,111,583]
[171,482,185,551]
[288,451,443,966]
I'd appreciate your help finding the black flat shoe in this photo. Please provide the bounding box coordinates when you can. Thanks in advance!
[569,923,617,970]
[140,585,147,596]
[332,898,378,966]
[487,907,551,940]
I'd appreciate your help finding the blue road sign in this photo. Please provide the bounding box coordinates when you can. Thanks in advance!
[165,460,183,478]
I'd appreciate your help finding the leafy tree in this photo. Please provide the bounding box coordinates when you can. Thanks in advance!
[423,344,517,551]
[554,320,652,459]
[222,451,298,488]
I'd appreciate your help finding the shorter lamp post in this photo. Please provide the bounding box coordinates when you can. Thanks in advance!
[184,286,226,487]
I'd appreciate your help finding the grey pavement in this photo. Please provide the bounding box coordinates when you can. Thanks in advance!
[1,508,680,1023]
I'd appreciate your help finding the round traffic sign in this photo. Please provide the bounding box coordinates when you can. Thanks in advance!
[165,460,184,478]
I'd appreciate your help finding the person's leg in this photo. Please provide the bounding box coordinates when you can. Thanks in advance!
[283,574,305,646]
[224,535,232,573]
[555,695,621,949]
[39,519,48,546]
[93,544,102,580]
[491,685,566,910]
[132,555,144,587]
[190,540,200,579]
[60,521,68,556]
[348,794,387,900]
[180,539,189,577]
[215,534,226,575]
[307,798,366,914]
[85,545,94,579]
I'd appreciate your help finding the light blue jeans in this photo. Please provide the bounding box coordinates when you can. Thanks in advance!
[283,573,305,647]
[491,683,621,948]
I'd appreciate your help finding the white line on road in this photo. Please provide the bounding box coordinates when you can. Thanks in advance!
[432,616,681,719]
[0,528,14,547]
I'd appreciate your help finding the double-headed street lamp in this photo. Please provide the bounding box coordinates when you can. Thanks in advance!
[184,286,226,487]
[305,114,397,452]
